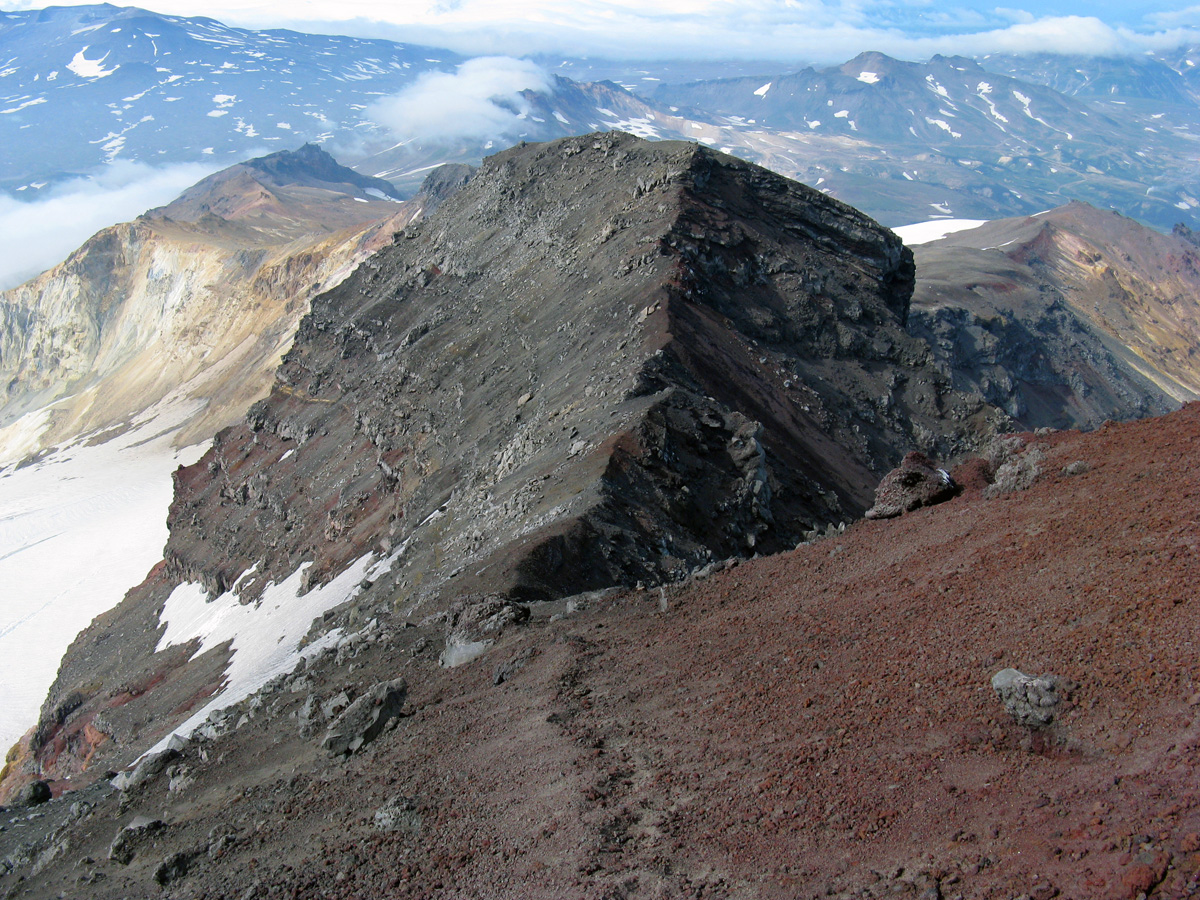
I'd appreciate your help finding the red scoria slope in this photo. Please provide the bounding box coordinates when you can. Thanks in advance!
[4,405,1199,899]
[186,404,1199,900]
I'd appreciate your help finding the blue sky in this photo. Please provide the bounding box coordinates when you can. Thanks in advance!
[1,0,1197,61]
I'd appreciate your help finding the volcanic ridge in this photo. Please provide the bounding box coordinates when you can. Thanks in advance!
[1,134,1197,900]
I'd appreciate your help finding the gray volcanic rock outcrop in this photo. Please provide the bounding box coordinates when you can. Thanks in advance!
[166,131,1003,602]
[909,201,1200,430]
[11,132,1009,789]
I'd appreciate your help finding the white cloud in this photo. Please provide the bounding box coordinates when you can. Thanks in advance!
[2,1,1196,62]
[76,0,1198,62]
[0,161,221,291]
[366,56,552,143]
[1144,6,1200,28]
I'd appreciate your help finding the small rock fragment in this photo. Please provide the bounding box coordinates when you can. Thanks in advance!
[154,850,193,885]
[373,796,422,834]
[109,816,165,864]
[985,446,1045,498]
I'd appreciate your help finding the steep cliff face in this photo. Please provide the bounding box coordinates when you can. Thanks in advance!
[909,201,1200,429]
[0,146,423,462]
[14,133,1009,790]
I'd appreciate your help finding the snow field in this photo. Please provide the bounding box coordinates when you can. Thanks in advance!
[0,405,209,752]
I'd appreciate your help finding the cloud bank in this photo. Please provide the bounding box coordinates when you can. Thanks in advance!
[0,161,220,291]
[367,57,552,143]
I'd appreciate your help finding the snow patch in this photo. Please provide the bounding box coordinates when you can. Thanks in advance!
[892,218,988,245]
[0,97,46,115]
[925,75,950,98]
[754,81,772,97]
[67,47,118,79]
[925,117,962,139]
[150,554,376,754]
[0,405,209,752]
[857,71,879,84]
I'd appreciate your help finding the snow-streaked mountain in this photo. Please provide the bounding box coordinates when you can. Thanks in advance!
[651,51,1200,232]
[5,6,1200,234]
[0,4,462,192]
[981,47,1200,107]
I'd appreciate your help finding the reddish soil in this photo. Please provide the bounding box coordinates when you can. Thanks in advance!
[230,404,1200,900]
[9,404,1200,900]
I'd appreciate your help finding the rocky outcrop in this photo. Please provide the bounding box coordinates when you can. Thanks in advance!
[13,132,1010,791]
[909,201,1200,431]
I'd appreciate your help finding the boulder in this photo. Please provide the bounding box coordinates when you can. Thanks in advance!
[991,668,1061,727]
[320,679,407,756]
[373,796,422,834]
[109,816,165,864]
[440,595,530,668]
[10,780,51,808]
[865,451,958,519]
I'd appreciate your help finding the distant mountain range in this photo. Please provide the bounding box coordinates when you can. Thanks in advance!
[3,5,1200,233]
[652,50,1200,232]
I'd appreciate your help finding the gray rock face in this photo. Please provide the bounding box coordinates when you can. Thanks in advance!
[865,451,958,519]
[320,679,407,757]
[991,668,1061,728]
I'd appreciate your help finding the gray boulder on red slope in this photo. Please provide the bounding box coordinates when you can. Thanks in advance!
[865,451,958,519]
[320,679,408,757]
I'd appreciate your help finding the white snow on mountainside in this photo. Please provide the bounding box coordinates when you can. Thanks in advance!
[0,401,208,752]
[891,218,989,245]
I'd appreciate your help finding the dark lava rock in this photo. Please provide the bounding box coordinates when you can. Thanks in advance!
[108,816,164,865]
[11,780,51,808]
[865,450,958,519]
